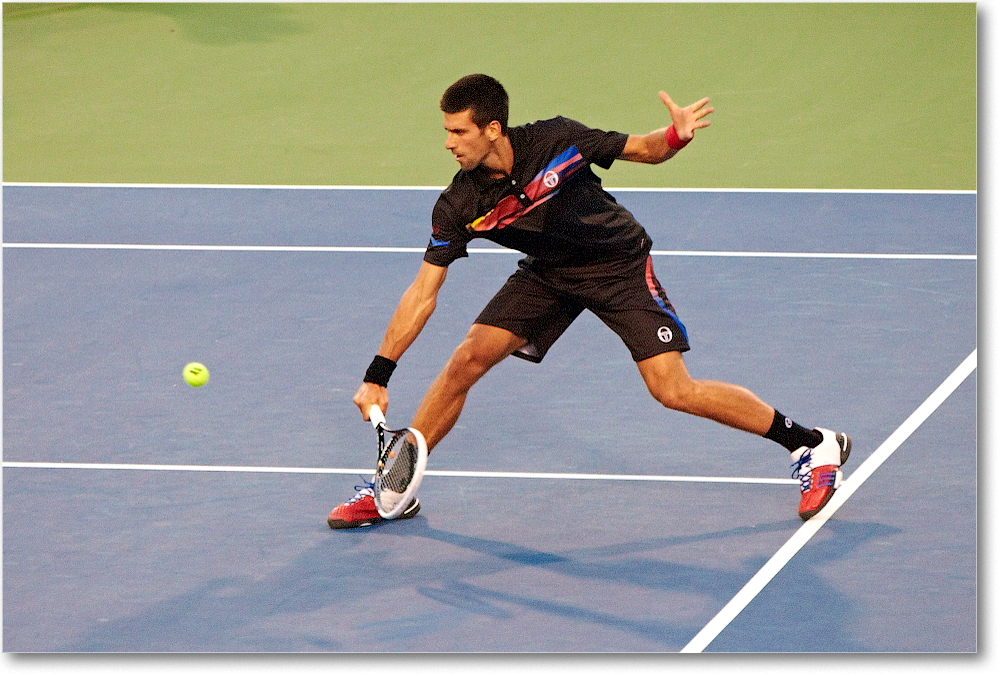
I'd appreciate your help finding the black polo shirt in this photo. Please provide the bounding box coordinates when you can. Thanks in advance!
[424,116,650,268]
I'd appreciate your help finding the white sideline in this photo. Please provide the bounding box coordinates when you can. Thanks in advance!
[680,348,978,653]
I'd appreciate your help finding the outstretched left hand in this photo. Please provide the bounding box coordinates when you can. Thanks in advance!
[659,92,713,141]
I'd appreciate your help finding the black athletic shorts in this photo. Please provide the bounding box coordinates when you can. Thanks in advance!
[474,251,690,363]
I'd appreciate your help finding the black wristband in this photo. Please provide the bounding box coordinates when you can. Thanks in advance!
[363,355,397,387]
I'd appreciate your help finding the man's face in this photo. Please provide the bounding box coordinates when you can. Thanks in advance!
[443,108,494,171]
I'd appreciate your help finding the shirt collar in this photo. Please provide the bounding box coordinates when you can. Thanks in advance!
[465,126,525,190]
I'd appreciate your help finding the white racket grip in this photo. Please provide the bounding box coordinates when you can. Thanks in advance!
[368,405,386,429]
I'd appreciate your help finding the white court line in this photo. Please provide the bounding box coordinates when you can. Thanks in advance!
[0,462,796,485]
[1,182,444,191]
[680,348,978,653]
[1,181,977,195]
[0,243,432,253]
[0,242,976,261]
[653,251,975,261]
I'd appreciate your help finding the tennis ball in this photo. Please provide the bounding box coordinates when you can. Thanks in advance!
[182,362,209,387]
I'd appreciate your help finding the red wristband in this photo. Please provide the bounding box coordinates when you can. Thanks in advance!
[666,125,691,150]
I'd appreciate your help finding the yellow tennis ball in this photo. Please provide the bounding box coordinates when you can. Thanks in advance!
[183,362,209,387]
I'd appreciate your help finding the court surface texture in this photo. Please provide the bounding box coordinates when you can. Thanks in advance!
[2,184,976,653]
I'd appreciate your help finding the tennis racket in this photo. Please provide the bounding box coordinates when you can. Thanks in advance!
[368,405,428,519]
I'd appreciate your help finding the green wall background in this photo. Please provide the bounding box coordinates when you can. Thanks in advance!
[3,2,977,189]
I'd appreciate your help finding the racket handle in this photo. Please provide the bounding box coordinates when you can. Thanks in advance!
[368,404,386,429]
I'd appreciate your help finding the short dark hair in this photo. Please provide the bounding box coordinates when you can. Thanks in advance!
[440,74,509,135]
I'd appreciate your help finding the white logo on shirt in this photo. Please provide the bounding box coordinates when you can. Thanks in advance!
[657,326,673,343]
[543,171,559,189]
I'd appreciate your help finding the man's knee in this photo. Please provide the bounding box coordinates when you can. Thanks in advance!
[649,378,700,413]
[638,352,699,413]
[445,325,525,380]
[446,338,492,377]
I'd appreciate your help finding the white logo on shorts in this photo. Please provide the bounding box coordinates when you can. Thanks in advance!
[543,171,559,188]
[657,326,673,343]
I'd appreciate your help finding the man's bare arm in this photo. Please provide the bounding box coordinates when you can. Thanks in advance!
[353,261,448,419]
[619,92,713,164]
[376,261,448,361]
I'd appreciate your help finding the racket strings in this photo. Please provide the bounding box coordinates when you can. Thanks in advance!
[378,430,418,494]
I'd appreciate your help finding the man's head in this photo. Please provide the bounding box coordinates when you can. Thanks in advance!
[440,75,510,172]
[440,74,509,134]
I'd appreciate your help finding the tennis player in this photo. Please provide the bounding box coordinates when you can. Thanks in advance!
[328,74,850,529]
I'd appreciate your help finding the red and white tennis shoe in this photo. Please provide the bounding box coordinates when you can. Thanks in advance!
[790,428,852,521]
[327,481,420,529]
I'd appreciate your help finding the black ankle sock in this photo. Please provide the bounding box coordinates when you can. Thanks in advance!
[764,410,823,452]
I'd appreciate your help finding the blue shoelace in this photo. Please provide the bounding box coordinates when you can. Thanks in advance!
[791,450,813,491]
[791,451,837,492]
[346,477,375,505]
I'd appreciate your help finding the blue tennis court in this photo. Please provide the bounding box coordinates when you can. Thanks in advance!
[2,185,976,653]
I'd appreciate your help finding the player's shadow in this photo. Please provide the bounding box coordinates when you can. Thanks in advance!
[58,515,899,651]
[703,519,901,652]
[399,518,896,651]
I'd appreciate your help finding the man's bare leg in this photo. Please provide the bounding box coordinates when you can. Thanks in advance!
[636,351,774,435]
[411,323,527,452]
